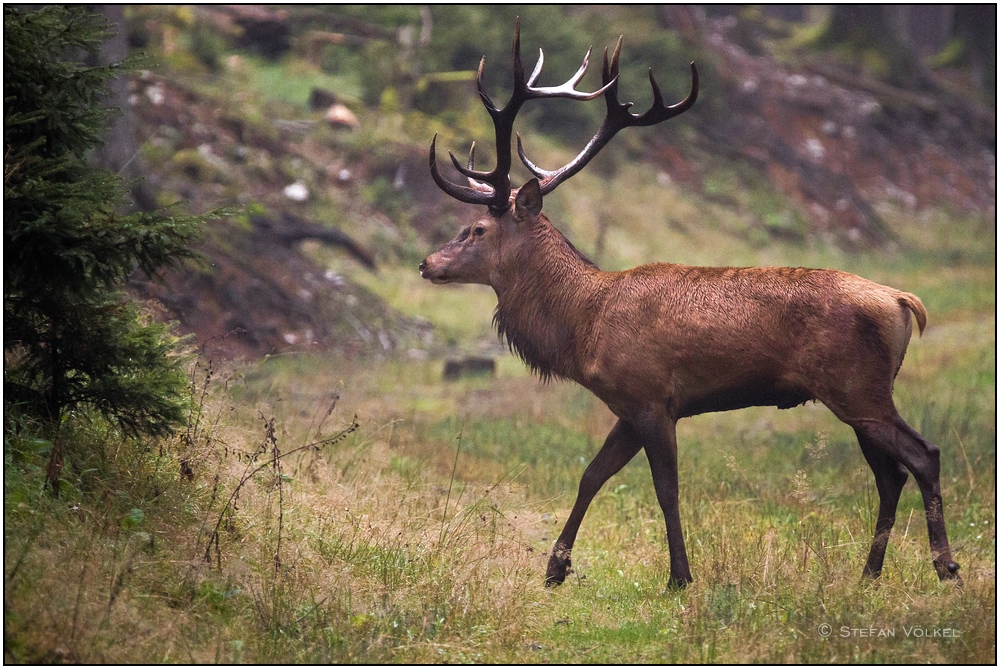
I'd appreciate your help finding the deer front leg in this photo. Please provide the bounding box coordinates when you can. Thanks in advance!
[546,419,642,586]
[642,414,693,587]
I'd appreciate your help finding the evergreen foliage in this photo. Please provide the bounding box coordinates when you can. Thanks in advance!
[4,6,202,437]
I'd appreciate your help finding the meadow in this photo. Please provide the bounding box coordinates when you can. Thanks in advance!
[4,199,995,663]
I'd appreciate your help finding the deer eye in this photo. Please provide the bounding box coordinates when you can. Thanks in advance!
[473,226,486,237]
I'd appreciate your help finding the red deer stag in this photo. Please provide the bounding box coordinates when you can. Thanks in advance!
[419,19,960,588]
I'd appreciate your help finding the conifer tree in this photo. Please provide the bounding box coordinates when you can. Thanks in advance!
[4,6,202,438]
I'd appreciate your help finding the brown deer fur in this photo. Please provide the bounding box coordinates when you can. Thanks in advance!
[420,21,959,587]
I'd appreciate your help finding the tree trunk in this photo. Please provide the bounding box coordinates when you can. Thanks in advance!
[818,6,935,91]
[89,5,157,211]
[953,5,997,93]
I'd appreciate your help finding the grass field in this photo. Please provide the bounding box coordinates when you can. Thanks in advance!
[4,205,995,663]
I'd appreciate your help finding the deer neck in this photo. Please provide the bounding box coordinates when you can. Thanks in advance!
[492,220,602,381]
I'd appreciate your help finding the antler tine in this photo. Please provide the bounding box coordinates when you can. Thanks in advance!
[447,145,496,184]
[511,15,524,86]
[527,49,544,87]
[604,38,623,86]
[464,141,493,193]
[476,57,498,114]
[516,132,557,180]
[429,134,496,207]
[672,62,700,114]
[600,37,629,114]
[649,68,665,108]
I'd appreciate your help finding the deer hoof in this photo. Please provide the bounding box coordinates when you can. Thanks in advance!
[667,575,692,590]
[936,560,962,583]
[861,566,882,580]
[545,548,572,587]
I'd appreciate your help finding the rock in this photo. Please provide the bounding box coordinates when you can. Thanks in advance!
[325,103,360,130]
[283,181,309,202]
[443,357,496,381]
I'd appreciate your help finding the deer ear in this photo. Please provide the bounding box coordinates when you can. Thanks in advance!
[514,178,543,221]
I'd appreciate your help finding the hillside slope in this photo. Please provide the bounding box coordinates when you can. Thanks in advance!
[124,6,995,359]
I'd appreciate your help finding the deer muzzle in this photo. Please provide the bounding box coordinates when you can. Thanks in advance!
[418,257,450,284]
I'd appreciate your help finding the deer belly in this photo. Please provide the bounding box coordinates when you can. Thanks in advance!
[678,376,814,418]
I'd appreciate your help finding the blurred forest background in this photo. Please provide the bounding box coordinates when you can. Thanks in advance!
[90,4,994,359]
[4,5,996,664]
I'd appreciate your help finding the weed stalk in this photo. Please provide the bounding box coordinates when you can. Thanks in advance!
[202,414,359,567]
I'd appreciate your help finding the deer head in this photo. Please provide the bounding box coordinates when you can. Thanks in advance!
[418,178,542,286]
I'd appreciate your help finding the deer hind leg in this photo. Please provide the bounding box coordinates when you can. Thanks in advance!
[639,414,693,587]
[851,413,961,582]
[854,431,909,578]
[546,419,642,587]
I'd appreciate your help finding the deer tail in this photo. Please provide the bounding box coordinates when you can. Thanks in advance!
[898,292,927,336]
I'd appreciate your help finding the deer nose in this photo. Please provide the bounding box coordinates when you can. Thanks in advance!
[418,260,427,275]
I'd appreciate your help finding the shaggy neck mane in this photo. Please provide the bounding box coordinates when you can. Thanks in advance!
[492,220,601,382]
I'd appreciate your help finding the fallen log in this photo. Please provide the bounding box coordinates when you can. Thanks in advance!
[251,213,376,269]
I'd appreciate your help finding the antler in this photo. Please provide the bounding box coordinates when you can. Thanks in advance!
[517,38,699,195]
[430,17,615,215]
